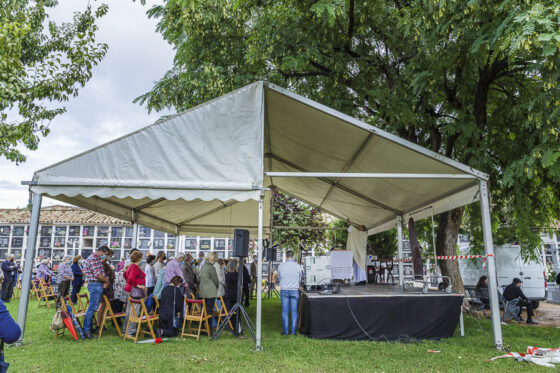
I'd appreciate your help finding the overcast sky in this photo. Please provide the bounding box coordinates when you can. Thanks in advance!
[0,0,174,208]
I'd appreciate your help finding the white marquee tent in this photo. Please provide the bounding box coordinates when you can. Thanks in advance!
[18,81,503,349]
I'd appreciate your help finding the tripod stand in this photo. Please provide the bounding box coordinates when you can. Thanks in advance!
[211,259,256,342]
[263,261,280,299]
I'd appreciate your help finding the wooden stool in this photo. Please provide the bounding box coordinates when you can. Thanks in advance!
[98,295,126,338]
[123,297,160,343]
[181,298,211,341]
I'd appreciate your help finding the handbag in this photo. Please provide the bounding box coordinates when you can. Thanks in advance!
[172,288,181,330]
[50,308,65,331]
[131,286,146,299]
[0,340,9,373]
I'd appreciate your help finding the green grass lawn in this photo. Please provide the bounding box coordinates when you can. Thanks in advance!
[3,295,559,372]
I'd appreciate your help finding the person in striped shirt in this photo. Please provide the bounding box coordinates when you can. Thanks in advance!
[82,246,109,339]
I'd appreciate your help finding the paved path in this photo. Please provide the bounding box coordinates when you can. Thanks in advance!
[547,285,560,304]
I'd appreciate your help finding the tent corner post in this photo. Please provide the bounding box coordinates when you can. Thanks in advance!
[396,215,404,288]
[479,180,504,350]
[255,191,264,351]
[16,192,42,345]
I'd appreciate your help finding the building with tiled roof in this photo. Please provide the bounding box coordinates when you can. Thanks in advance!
[0,205,234,266]
[0,205,130,225]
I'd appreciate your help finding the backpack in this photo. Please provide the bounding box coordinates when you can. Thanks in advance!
[50,308,65,331]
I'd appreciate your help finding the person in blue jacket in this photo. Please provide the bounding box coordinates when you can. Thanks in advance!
[0,298,21,344]
[1,254,20,302]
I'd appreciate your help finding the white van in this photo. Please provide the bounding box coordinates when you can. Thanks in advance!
[459,244,547,308]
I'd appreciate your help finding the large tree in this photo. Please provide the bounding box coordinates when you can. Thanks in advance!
[0,0,108,163]
[271,189,329,254]
[137,0,560,293]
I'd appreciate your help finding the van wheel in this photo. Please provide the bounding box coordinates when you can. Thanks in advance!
[531,301,539,309]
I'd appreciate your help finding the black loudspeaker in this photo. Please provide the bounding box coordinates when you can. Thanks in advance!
[265,247,277,261]
[232,229,250,257]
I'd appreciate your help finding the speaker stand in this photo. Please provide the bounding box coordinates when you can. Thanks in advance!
[211,301,255,342]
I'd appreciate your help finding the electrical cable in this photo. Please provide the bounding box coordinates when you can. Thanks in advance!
[344,294,418,343]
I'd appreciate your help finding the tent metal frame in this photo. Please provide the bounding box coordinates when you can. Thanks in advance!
[16,81,503,352]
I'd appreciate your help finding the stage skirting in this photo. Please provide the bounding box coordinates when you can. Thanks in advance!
[299,289,463,341]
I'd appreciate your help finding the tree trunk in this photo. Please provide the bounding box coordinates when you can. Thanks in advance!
[435,207,465,294]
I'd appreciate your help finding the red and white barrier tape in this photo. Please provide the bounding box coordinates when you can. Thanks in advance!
[489,346,560,362]
[394,254,494,263]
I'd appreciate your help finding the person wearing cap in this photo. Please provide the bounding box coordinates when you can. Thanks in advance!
[503,278,537,324]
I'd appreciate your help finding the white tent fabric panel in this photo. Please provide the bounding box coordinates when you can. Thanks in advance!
[368,184,480,235]
[32,82,265,201]
[178,197,271,237]
[29,80,486,237]
[263,83,483,232]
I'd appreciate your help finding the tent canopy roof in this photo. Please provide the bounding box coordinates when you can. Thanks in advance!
[29,81,486,237]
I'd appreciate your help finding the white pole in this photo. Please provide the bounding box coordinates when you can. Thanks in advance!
[479,180,503,350]
[460,308,464,337]
[264,172,476,179]
[132,221,138,249]
[396,216,404,287]
[256,191,264,351]
[16,193,42,345]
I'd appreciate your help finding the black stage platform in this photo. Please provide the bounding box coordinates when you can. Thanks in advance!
[299,284,463,341]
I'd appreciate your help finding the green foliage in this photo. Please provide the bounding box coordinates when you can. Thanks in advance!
[367,228,398,259]
[0,0,108,163]
[271,189,328,254]
[329,218,348,248]
[138,0,560,260]
[6,293,560,372]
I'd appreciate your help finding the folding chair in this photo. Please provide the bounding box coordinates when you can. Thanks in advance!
[385,260,395,284]
[12,279,21,300]
[31,280,42,301]
[181,298,211,341]
[63,295,86,326]
[77,293,90,313]
[98,295,126,338]
[215,296,233,331]
[38,279,57,309]
[124,297,160,343]
[190,292,202,314]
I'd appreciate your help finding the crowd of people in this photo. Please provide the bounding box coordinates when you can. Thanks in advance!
[45,246,260,339]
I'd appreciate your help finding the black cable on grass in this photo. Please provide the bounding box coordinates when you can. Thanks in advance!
[345,295,420,343]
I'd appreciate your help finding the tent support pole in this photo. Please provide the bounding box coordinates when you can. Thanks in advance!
[396,215,404,288]
[16,193,42,346]
[256,190,264,351]
[479,180,503,350]
[132,220,139,249]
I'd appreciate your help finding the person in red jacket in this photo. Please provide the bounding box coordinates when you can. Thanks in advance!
[123,251,146,336]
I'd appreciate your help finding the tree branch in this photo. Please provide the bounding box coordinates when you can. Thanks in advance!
[345,0,355,55]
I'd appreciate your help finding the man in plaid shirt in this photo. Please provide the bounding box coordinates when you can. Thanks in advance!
[82,246,109,338]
